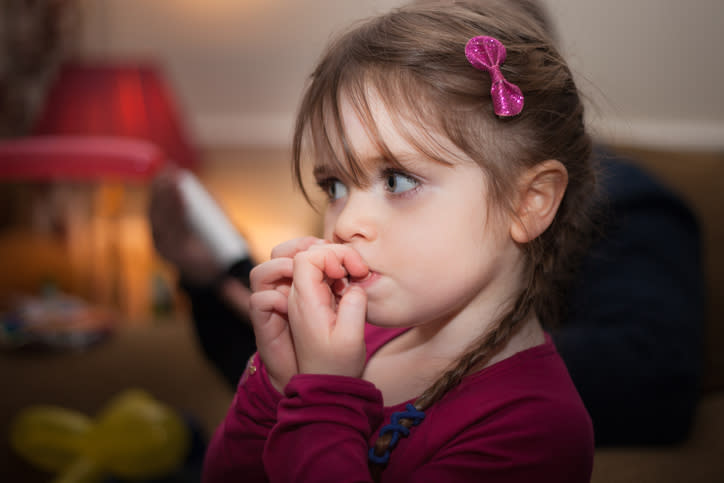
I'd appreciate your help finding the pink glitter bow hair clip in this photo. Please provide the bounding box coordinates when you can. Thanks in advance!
[465,36,524,117]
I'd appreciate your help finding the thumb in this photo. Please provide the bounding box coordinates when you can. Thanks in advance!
[335,286,367,343]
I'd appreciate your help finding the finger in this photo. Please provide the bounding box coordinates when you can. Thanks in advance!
[250,258,294,292]
[335,286,367,343]
[291,249,344,299]
[249,291,289,332]
[249,290,298,391]
[270,236,326,260]
[300,244,369,281]
[276,284,291,297]
[250,290,289,319]
[289,247,358,313]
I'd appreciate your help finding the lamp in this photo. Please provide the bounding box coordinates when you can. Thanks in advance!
[33,61,199,170]
[0,135,165,319]
[0,136,164,181]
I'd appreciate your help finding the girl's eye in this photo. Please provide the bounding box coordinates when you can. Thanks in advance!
[324,179,348,200]
[384,171,418,194]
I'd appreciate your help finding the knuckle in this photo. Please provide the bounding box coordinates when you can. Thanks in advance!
[271,238,294,258]
[250,264,262,278]
[293,250,311,264]
[269,245,285,259]
[249,266,263,290]
[248,291,264,309]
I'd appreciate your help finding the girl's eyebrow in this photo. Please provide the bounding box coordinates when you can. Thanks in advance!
[362,152,422,170]
[312,151,424,181]
[372,152,430,171]
[313,164,337,180]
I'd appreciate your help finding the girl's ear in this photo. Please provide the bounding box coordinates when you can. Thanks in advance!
[510,160,568,243]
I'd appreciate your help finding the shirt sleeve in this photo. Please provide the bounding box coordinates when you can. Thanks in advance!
[263,374,385,483]
[202,353,282,483]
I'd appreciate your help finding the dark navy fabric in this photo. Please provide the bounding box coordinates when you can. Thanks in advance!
[555,149,705,445]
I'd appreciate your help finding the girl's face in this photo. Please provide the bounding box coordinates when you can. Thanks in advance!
[314,91,526,331]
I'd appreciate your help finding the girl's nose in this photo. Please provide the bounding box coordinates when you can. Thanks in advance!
[331,192,378,243]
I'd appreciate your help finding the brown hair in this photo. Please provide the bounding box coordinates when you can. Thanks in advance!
[291,0,596,474]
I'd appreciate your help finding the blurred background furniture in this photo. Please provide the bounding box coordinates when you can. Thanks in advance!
[1,54,199,320]
[33,61,199,171]
[0,135,165,319]
[588,147,724,482]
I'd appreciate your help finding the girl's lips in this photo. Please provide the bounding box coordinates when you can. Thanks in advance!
[331,271,378,298]
[349,270,378,288]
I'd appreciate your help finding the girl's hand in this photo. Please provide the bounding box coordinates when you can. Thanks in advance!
[287,244,369,378]
[248,237,326,391]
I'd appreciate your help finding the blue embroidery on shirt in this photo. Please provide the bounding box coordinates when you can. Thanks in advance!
[368,403,426,465]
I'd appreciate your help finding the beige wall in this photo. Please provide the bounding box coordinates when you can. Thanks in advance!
[545,0,724,149]
[76,0,724,150]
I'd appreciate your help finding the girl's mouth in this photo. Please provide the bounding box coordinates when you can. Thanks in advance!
[331,271,375,296]
[349,271,373,284]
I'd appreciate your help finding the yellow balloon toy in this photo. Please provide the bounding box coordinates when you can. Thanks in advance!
[10,389,191,483]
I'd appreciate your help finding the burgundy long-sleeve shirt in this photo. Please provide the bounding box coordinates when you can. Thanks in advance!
[203,325,594,482]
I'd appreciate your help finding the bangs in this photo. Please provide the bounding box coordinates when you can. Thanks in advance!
[295,65,462,202]
[291,1,570,209]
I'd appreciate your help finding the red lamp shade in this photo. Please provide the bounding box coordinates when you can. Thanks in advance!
[0,135,165,182]
[33,61,199,170]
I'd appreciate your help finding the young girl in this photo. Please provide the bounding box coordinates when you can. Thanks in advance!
[203,1,596,481]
